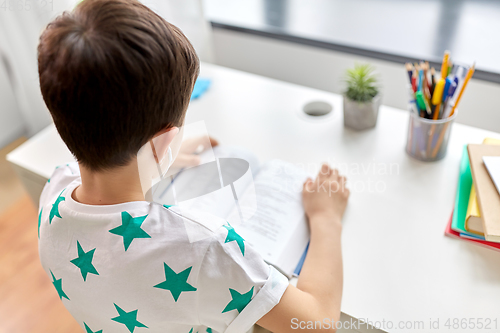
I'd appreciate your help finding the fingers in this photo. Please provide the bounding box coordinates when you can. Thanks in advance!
[318,163,340,180]
[197,136,217,151]
[304,164,350,198]
[339,175,349,197]
[303,177,313,192]
[322,163,332,175]
[172,136,217,170]
[175,154,201,167]
[318,163,330,181]
[316,163,348,189]
[194,136,218,149]
[184,136,219,154]
[209,137,219,147]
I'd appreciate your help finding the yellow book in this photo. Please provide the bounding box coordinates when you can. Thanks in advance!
[465,138,500,235]
[466,185,483,235]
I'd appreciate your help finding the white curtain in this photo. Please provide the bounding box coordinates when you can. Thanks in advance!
[0,0,213,143]
[0,1,71,138]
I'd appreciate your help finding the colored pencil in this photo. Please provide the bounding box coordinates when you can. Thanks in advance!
[441,51,450,79]
[405,63,413,83]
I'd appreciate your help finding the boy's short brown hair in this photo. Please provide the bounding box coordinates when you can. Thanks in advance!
[38,0,199,171]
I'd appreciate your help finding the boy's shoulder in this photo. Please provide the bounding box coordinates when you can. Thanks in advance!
[166,205,236,244]
[38,162,232,247]
[39,162,80,208]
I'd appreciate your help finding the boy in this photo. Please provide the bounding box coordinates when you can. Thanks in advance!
[37,0,349,332]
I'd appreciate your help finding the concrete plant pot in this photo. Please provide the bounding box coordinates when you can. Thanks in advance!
[343,94,381,130]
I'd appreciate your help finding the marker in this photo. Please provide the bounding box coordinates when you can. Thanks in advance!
[432,78,445,105]
[442,69,462,118]
[442,77,452,103]
[416,91,431,115]
[447,76,458,100]
[432,78,445,119]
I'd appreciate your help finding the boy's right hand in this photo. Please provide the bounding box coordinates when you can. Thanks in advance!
[260,163,347,332]
[259,163,347,332]
[302,163,349,227]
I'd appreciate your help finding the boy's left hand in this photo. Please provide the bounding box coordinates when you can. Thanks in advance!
[171,136,219,169]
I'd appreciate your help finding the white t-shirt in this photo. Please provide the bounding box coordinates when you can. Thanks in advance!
[38,163,289,333]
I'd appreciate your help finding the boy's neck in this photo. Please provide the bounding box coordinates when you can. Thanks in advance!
[73,159,145,205]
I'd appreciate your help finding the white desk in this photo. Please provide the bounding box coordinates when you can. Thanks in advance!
[8,63,500,333]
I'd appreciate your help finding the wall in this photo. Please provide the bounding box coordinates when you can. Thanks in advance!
[212,28,500,133]
[0,58,24,148]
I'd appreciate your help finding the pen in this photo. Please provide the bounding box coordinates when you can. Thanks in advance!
[442,77,458,118]
[442,67,464,118]
[442,77,452,103]
[430,67,436,95]
[449,63,475,117]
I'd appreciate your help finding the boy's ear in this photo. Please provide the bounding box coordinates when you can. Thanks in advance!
[153,126,179,139]
[150,127,179,164]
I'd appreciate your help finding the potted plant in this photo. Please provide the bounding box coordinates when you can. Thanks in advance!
[343,64,381,130]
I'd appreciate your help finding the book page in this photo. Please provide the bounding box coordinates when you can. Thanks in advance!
[229,160,311,277]
[483,156,500,196]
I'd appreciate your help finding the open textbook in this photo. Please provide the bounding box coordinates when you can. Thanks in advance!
[150,146,311,278]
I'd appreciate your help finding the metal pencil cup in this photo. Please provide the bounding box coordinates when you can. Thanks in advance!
[406,111,456,162]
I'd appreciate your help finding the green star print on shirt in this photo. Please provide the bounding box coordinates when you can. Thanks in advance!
[70,241,99,281]
[38,162,291,333]
[188,328,212,333]
[38,208,42,238]
[84,322,102,333]
[154,263,197,301]
[49,190,65,223]
[109,212,151,251]
[222,286,254,313]
[223,223,245,256]
[50,270,69,301]
[111,304,148,333]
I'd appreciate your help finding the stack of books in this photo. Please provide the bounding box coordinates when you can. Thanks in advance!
[446,138,500,250]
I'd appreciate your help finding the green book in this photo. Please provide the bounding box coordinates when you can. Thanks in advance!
[451,145,474,235]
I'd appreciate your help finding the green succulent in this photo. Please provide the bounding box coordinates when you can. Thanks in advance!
[344,64,379,102]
